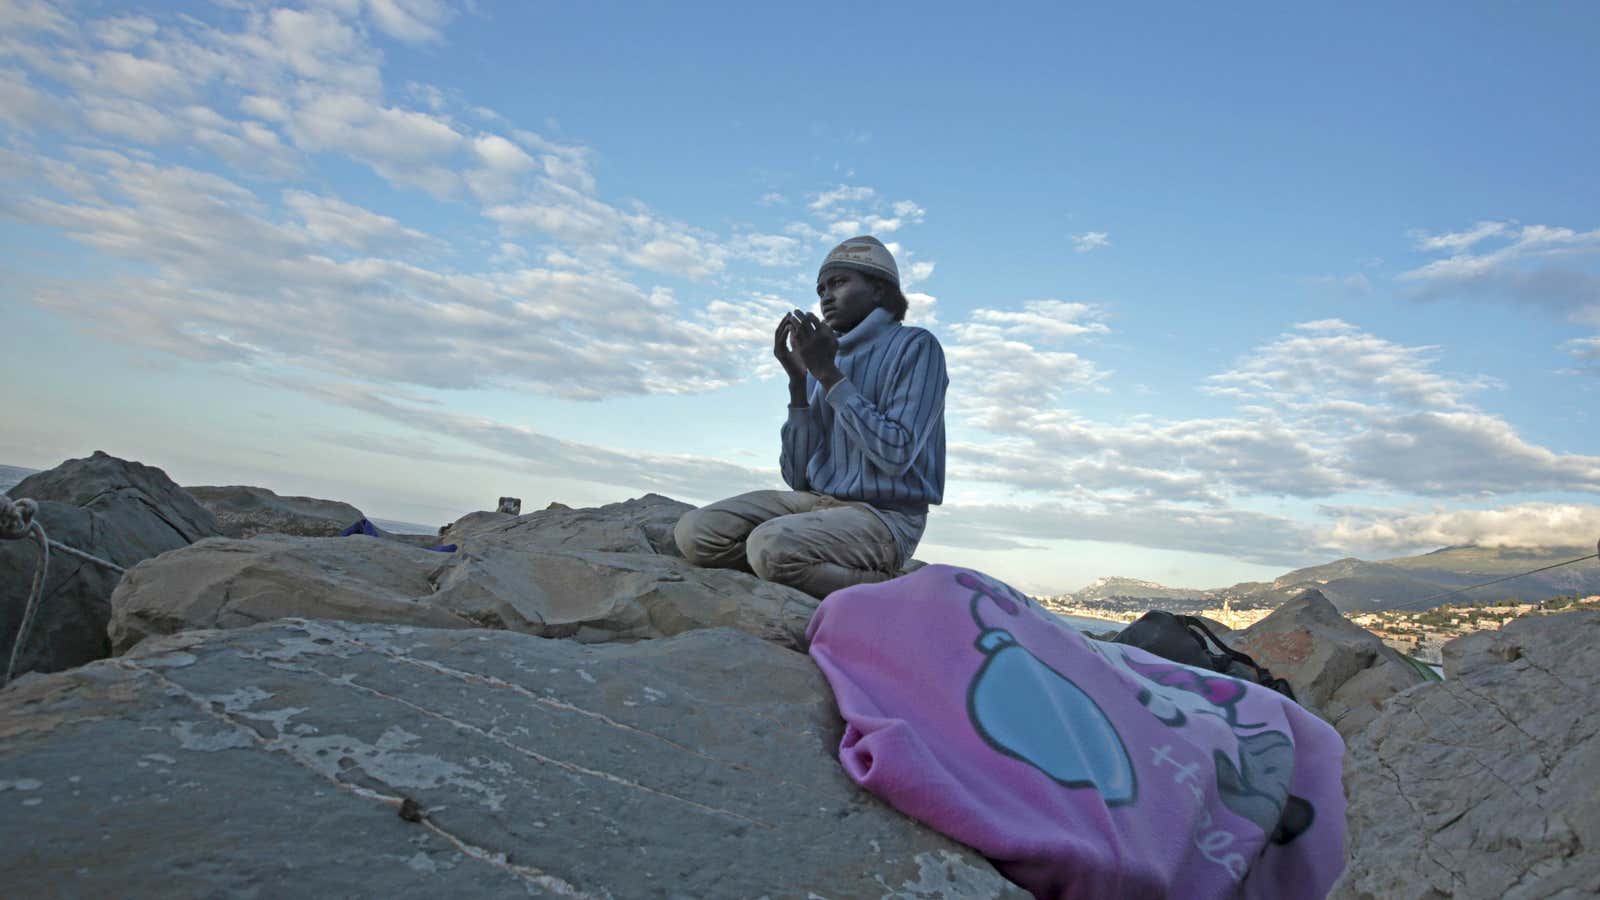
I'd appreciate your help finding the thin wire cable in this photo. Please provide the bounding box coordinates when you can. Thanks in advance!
[1389,539,1600,611]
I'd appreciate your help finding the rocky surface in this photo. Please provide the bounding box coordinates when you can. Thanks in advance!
[1335,611,1600,899]
[1233,589,1426,739]
[439,493,690,555]
[184,484,364,538]
[107,535,469,654]
[0,619,1024,898]
[1,452,223,677]
[110,495,817,653]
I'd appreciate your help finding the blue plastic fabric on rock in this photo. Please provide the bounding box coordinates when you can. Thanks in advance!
[339,518,456,553]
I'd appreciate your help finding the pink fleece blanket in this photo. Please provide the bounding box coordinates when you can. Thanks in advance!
[807,565,1346,899]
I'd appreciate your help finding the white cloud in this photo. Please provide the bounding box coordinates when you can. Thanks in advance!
[901,260,935,287]
[1322,502,1600,553]
[1398,220,1600,320]
[361,0,456,44]
[1411,220,1512,252]
[472,133,536,172]
[93,50,189,100]
[965,300,1109,341]
[1342,410,1600,496]
[0,67,49,130]
[1565,336,1600,375]
[923,500,1319,568]
[90,15,160,49]
[730,232,804,267]
[240,94,290,122]
[1072,231,1110,253]
[1206,319,1487,411]
[11,155,752,399]
[80,95,179,143]
[296,381,777,504]
[905,291,939,325]
[285,190,434,253]
[948,316,1599,511]
[808,184,875,211]
[0,0,71,36]
[286,90,466,196]
[946,301,1111,433]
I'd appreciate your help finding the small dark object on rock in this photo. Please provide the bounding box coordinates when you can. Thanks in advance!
[398,797,425,823]
[497,497,521,515]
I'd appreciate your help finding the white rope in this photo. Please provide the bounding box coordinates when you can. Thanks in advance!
[2,493,125,688]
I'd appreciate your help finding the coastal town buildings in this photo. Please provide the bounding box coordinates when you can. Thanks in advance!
[1035,593,1600,664]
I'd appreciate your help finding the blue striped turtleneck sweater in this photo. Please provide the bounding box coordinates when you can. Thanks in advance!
[780,306,948,561]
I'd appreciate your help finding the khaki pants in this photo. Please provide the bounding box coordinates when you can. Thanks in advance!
[673,490,903,598]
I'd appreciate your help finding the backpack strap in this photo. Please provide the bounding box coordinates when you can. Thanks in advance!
[1176,615,1297,702]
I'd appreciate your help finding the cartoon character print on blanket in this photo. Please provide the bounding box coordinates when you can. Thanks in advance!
[960,572,1138,804]
[957,570,1315,845]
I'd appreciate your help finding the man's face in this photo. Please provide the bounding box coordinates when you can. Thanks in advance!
[816,267,880,334]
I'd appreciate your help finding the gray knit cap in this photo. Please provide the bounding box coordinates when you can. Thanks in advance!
[818,235,899,286]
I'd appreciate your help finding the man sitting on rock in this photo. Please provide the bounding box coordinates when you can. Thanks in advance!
[675,236,947,598]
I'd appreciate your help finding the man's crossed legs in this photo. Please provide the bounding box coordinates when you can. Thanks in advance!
[673,489,902,598]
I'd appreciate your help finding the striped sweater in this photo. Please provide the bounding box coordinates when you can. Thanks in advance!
[780,307,948,560]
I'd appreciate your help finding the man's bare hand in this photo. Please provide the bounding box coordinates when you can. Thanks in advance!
[774,315,807,381]
[789,310,844,389]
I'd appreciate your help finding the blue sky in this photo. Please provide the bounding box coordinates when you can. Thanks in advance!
[3,0,1598,593]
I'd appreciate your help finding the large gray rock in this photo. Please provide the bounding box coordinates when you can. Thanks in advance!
[1335,611,1600,899]
[184,484,364,538]
[110,532,819,654]
[1233,589,1426,739]
[108,535,469,654]
[9,451,219,543]
[0,619,1024,898]
[428,541,817,646]
[1,452,223,677]
[440,492,690,556]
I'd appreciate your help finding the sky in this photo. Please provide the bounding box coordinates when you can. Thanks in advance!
[2,0,1599,594]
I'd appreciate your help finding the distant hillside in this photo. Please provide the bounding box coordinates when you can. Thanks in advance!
[1071,543,1600,613]
[1066,576,1210,603]
[1218,544,1600,612]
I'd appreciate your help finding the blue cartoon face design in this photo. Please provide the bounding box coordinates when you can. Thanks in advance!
[959,569,1136,806]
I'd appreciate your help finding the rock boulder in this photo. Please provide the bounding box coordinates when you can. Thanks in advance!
[184,484,364,538]
[1233,589,1426,739]
[1,452,223,677]
[427,541,817,647]
[1335,611,1600,899]
[440,493,690,556]
[108,535,470,654]
[110,492,819,653]
[0,620,1024,898]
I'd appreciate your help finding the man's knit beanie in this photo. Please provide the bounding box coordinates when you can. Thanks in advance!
[818,235,899,286]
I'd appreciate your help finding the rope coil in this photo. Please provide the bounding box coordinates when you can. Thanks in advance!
[2,493,125,688]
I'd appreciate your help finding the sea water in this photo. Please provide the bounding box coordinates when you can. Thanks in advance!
[0,465,37,495]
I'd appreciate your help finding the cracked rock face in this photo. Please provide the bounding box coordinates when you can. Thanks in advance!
[110,496,817,654]
[0,620,1024,898]
[184,485,365,538]
[2,451,224,677]
[1334,610,1600,899]
[1234,589,1426,739]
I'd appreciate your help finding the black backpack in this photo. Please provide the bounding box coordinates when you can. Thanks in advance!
[1110,610,1296,701]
